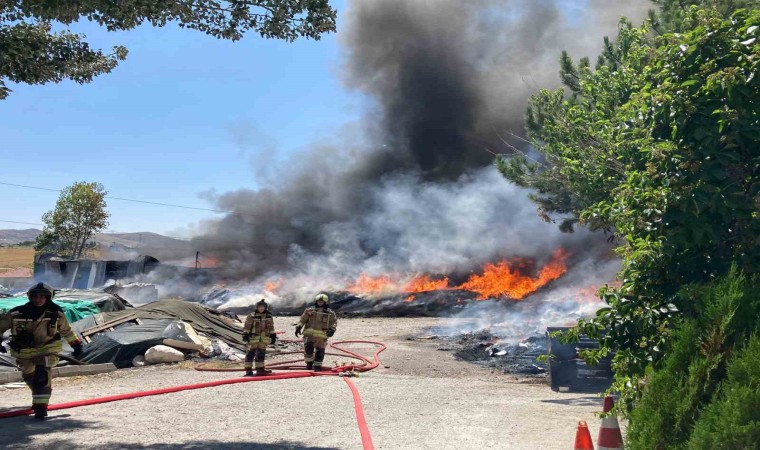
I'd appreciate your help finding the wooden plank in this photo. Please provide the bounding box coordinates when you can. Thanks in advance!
[81,313,139,337]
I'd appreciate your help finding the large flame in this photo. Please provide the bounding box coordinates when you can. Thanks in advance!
[345,248,569,300]
[459,249,568,300]
[405,275,450,293]
[346,273,396,295]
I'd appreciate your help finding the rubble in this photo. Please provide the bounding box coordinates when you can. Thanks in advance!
[436,329,550,378]
[215,288,523,318]
[69,299,244,368]
[109,281,159,305]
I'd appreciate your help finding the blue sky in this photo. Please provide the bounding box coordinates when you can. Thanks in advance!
[0,0,359,236]
[0,0,600,237]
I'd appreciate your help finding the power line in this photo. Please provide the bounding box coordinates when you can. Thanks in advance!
[0,181,232,214]
[0,219,43,226]
[0,219,237,247]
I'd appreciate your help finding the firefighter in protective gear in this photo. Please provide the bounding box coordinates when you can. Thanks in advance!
[242,299,276,376]
[0,283,83,419]
[295,293,337,371]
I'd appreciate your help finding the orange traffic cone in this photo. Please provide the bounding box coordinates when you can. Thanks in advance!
[597,396,624,450]
[575,420,595,450]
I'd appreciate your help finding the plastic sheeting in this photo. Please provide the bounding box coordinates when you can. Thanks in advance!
[0,297,101,323]
[54,289,132,312]
[74,299,244,350]
[71,300,244,367]
[77,318,174,368]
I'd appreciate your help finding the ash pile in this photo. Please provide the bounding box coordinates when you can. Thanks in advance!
[451,330,548,377]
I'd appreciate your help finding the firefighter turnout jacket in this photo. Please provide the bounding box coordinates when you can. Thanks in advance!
[298,305,337,339]
[243,311,276,345]
[0,301,82,359]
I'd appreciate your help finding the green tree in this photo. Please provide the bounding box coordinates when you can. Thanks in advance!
[0,0,337,99]
[498,7,760,404]
[649,0,760,32]
[35,182,110,258]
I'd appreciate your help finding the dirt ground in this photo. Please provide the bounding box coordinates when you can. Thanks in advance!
[0,246,34,276]
[0,317,608,449]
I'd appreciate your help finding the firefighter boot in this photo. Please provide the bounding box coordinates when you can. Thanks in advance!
[245,368,254,377]
[33,404,47,420]
[256,368,273,376]
[306,362,313,370]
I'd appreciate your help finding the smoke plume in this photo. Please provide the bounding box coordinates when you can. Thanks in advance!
[193,0,650,287]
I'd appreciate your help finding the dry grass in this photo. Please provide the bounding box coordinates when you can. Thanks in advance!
[0,246,35,273]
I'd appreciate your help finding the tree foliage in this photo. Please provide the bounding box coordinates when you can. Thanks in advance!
[625,268,760,448]
[498,6,760,404]
[649,0,760,32]
[0,0,337,99]
[35,182,109,259]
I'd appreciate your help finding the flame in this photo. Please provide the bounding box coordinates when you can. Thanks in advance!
[265,279,283,292]
[196,255,220,268]
[404,275,450,293]
[457,249,568,300]
[346,273,396,295]
[344,248,569,300]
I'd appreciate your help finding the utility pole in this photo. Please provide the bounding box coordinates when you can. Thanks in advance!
[195,251,200,270]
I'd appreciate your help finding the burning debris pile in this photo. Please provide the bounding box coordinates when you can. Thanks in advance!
[194,248,612,321]
[344,249,568,302]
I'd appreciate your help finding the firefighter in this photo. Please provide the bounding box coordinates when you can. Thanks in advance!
[242,299,277,376]
[294,293,337,371]
[0,283,83,419]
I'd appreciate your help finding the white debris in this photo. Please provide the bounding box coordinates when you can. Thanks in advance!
[144,345,185,364]
[132,355,148,367]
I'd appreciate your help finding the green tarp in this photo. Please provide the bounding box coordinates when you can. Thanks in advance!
[0,296,101,323]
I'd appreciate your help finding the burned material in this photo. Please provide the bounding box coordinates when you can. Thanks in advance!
[452,330,549,377]
[212,289,523,318]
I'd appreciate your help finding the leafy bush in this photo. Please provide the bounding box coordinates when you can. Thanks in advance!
[500,6,760,404]
[686,335,760,449]
[626,269,760,449]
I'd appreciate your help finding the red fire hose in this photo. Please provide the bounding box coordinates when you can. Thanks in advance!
[0,340,386,450]
[343,376,375,450]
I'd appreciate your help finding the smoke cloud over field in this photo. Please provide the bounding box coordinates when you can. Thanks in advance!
[193,0,649,291]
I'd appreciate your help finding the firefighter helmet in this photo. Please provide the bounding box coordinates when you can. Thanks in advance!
[27,282,55,300]
[256,298,269,310]
[315,293,329,305]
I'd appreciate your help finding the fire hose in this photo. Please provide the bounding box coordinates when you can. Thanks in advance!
[0,340,386,450]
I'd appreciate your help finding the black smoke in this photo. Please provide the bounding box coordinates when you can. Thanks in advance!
[193,0,650,282]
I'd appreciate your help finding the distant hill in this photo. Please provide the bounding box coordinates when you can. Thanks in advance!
[0,229,197,262]
[0,228,41,245]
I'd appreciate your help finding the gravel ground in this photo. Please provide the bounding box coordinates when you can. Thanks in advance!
[0,317,607,449]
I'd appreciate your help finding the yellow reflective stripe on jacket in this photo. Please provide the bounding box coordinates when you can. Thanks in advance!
[12,340,63,359]
[304,329,328,339]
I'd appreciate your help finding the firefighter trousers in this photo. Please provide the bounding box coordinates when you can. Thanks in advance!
[18,354,58,413]
[303,337,327,368]
[245,342,268,370]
